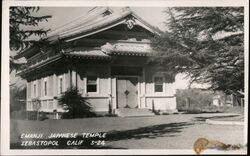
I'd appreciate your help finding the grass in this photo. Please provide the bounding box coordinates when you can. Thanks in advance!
[178,106,244,115]
[211,115,244,121]
[10,113,245,149]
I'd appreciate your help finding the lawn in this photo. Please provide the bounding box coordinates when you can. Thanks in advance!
[10,113,245,149]
[210,115,244,121]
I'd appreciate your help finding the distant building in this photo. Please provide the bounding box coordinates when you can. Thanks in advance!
[212,90,244,107]
[15,7,177,118]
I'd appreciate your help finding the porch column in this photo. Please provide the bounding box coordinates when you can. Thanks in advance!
[72,70,77,87]
[141,67,146,108]
[111,77,117,109]
[26,82,29,118]
[231,94,234,107]
[52,73,57,110]
[107,66,113,112]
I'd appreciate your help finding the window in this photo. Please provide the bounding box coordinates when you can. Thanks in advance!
[33,83,37,97]
[154,76,164,92]
[87,76,97,93]
[44,80,47,96]
[58,75,64,94]
[59,77,63,94]
[27,102,32,110]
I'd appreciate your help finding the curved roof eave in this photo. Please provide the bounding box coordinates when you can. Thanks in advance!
[47,8,162,43]
[15,7,163,59]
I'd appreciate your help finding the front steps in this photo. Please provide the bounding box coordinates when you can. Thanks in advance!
[115,108,155,117]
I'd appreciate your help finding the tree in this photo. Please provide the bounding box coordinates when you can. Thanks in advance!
[10,86,26,112]
[31,97,41,120]
[151,7,244,94]
[9,7,51,72]
[58,87,96,119]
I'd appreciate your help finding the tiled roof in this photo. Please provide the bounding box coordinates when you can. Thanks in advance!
[101,41,153,56]
[46,7,160,42]
[46,7,131,41]
[46,7,112,38]
[63,48,111,59]
[17,54,63,76]
[16,7,160,59]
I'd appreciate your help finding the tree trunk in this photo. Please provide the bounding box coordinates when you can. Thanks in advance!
[185,97,190,109]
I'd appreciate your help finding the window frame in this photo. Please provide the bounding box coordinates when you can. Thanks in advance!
[153,75,165,93]
[86,76,99,94]
[43,78,48,97]
[27,101,32,111]
[32,80,38,98]
[58,75,65,95]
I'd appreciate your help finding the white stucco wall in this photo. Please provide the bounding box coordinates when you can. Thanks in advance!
[143,66,177,112]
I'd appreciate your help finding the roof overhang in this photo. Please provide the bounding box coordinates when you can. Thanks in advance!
[15,7,162,60]
[17,54,63,77]
[47,7,161,43]
[64,49,111,60]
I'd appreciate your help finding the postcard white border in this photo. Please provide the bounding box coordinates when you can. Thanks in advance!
[1,0,249,155]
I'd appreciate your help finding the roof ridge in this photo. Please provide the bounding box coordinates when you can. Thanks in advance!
[44,7,161,42]
[46,7,112,38]
[58,9,132,39]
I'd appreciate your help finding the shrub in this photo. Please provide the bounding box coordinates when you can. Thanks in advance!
[104,114,118,117]
[153,110,161,115]
[11,110,26,119]
[176,89,214,111]
[10,86,26,113]
[58,86,96,119]
[38,111,48,121]
[27,111,38,120]
[124,105,131,108]
[108,100,112,114]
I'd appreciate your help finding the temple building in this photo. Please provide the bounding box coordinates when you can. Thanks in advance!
[15,7,177,118]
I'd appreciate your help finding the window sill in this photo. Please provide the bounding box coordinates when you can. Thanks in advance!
[83,94,109,98]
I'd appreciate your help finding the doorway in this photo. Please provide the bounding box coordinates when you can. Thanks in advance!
[116,77,138,108]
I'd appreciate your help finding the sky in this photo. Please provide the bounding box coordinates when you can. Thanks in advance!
[11,7,209,89]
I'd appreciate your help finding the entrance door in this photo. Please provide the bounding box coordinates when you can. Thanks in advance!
[117,77,138,108]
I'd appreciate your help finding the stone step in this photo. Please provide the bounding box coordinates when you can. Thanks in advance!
[118,108,151,111]
[116,108,155,117]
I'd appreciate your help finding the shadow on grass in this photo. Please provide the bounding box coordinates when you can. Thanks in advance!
[106,122,193,141]
[181,110,224,114]
[10,122,193,149]
[194,115,239,122]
